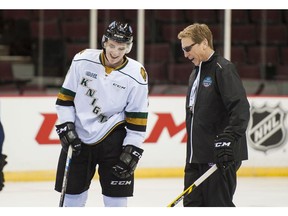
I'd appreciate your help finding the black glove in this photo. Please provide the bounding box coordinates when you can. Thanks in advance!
[214,133,235,172]
[0,154,7,191]
[112,145,144,179]
[55,122,81,156]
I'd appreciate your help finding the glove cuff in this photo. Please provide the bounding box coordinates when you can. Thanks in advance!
[56,122,75,134]
[123,145,143,158]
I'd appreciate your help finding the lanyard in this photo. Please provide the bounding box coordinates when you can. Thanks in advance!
[189,62,202,112]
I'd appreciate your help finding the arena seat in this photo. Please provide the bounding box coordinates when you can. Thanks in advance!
[280,47,288,65]
[62,10,89,21]
[185,10,218,24]
[247,46,279,65]
[236,64,261,79]
[153,10,185,23]
[232,25,257,45]
[232,10,249,24]
[256,25,287,45]
[30,20,62,39]
[66,43,89,63]
[168,63,194,84]
[209,24,223,46]
[0,62,31,95]
[231,46,247,65]
[145,62,168,85]
[161,24,190,43]
[31,10,62,21]
[41,39,66,77]
[97,10,124,23]
[62,21,89,42]
[275,65,288,80]
[144,43,171,63]
[2,10,32,20]
[249,10,283,24]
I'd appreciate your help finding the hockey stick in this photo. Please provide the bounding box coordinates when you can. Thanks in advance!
[167,164,218,207]
[59,145,73,207]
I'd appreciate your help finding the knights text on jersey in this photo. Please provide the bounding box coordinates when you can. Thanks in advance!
[55,49,149,147]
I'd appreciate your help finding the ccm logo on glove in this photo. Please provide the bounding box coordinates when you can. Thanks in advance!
[112,145,144,179]
[55,122,82,156]
[132,150,142,159]
[214,141,231,148]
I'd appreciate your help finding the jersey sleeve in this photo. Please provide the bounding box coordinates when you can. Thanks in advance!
[55,59,79,124]
[123,67,149,148]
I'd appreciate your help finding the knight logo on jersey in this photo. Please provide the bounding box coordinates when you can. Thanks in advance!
[140,67,147,82]
[247,104,287,152]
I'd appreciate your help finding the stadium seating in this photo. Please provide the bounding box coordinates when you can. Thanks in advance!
[247,46,279,65]
[167,63,194,84]
[232,25,257,45]
[2,10,32,20]
[256,24,288,45]
[185,10,218,24]
[62,10,89,21]
[66,43,89,63]
[161,24,190,43]
[30,20,62,40]
[62,21,89,43]
[145,62,168,85]
[275,65,288,80]
[153,10,186,23]
[0,62,31,94]
[280,47,288,65]
[144,43,171,63]
[231,46,247,66]
[1,9,288,95]
[249,10,283,24]
[231,10,250,24]
[236,64,261,79]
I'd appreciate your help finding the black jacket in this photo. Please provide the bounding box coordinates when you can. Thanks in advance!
[185,52,250,163]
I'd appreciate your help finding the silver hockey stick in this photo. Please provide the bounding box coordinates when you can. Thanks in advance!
[59,145,73,207]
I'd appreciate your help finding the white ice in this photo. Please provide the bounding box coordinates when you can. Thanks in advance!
[0,177,287,207]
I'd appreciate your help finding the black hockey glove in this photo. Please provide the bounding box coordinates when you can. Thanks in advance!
[55,122,81,156]
[214,133,235,172]
[0,154,7,191]
[112,145,144,179]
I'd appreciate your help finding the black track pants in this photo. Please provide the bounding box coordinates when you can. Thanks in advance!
[183,162,241,207]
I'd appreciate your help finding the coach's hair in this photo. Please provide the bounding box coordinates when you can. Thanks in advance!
[177,23,214,50]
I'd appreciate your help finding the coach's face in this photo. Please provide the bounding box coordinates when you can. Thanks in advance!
[104,40,127,68]
[181,37,210,66]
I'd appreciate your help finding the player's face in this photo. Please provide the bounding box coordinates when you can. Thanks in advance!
[104,40,128,67]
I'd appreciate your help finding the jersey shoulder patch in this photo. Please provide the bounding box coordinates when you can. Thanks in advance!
[140,67,147,82]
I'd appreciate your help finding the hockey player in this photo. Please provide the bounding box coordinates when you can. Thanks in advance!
[0,120,7,191]
[177,23,250,207]
[54,21,149,207]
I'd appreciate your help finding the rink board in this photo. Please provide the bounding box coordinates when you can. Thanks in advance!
[0,95,288,180]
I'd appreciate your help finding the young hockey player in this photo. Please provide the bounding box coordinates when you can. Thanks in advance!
[54,21,149,207]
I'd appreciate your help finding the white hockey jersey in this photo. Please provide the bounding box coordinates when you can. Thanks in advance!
[55,49,149,147]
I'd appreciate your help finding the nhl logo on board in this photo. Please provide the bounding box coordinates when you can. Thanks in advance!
[247,104,287,152]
